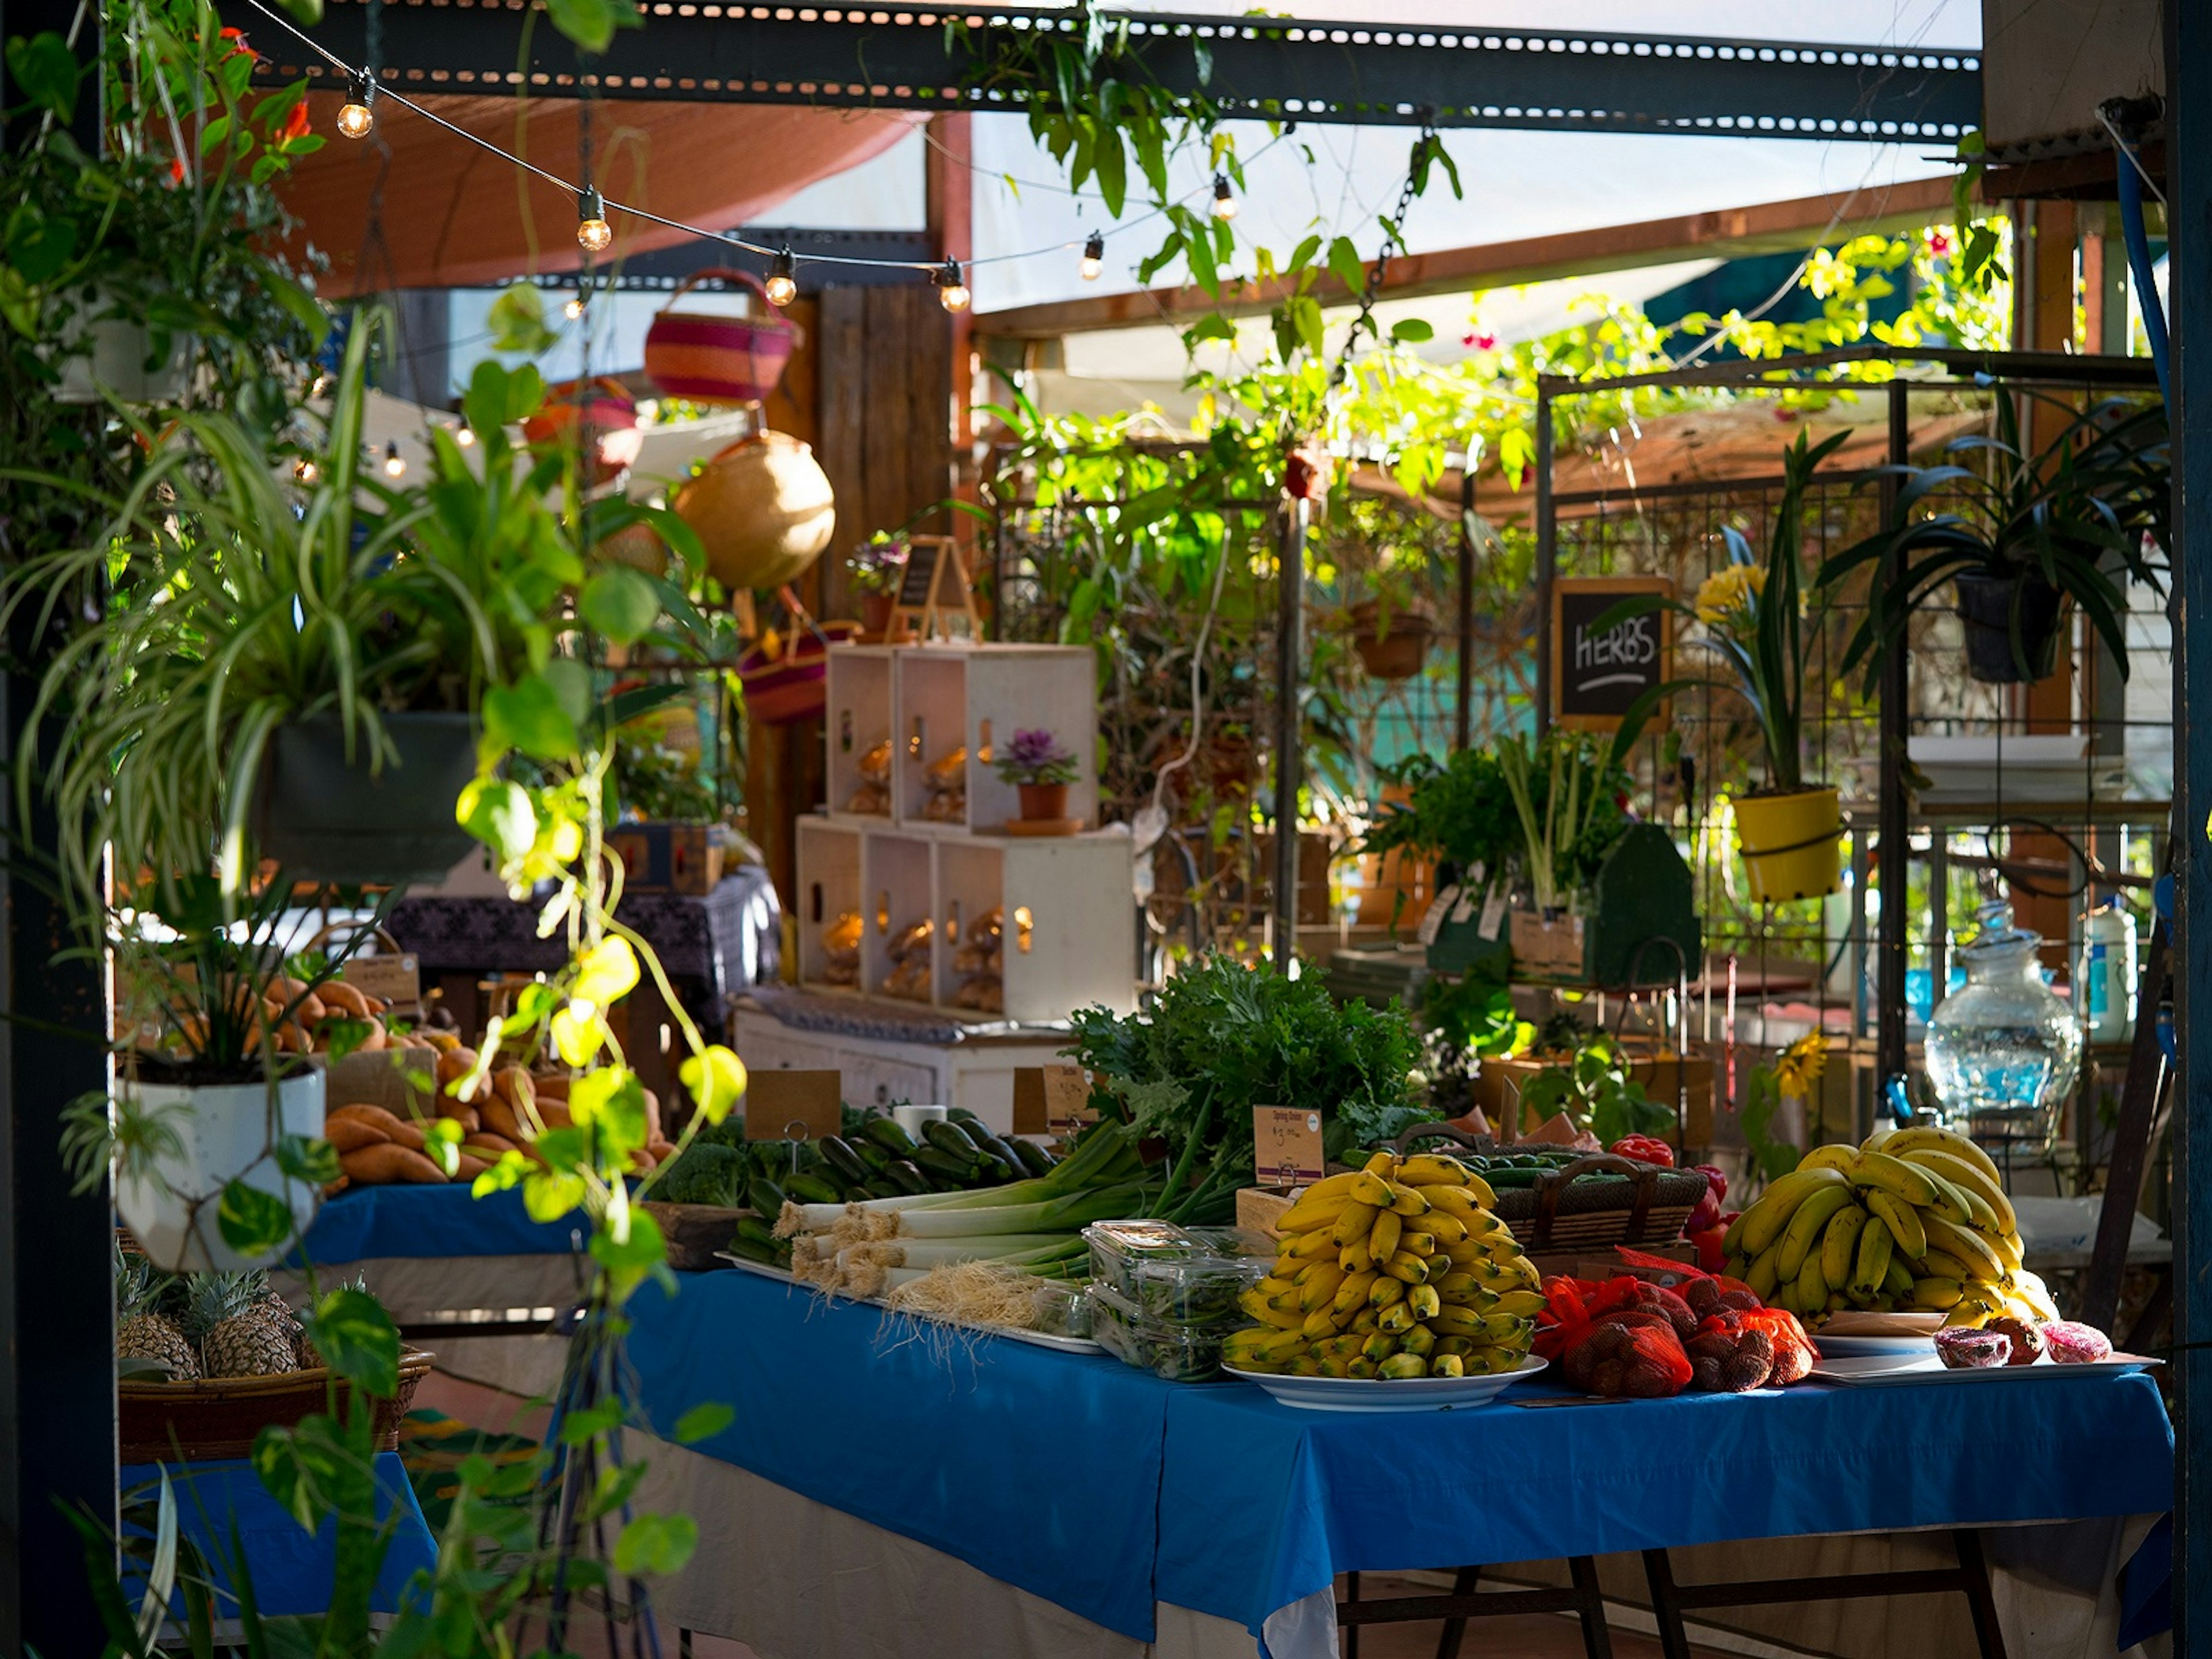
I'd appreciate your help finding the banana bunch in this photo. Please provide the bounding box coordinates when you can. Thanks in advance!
[1721,1125,2057,1330]
[1222,1150,1542,1380]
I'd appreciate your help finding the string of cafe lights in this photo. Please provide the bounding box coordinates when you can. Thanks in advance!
[242,0,1264,313]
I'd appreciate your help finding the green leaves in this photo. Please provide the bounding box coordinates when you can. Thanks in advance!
[216,1178,295,1259]
[613,1512,697,1578]
[483,674,581,761]
[304,1286,402,1397]
[6,32,81,122]
[579,563,662,645]
[1389,319,1434,344]
[486,285,558,356]
[673,1401,734,1444]
[275,1133,342,1188]
[679,1045,748,1124]
[5,205,76,284]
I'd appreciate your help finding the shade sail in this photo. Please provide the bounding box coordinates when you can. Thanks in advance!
[281,94,920,294]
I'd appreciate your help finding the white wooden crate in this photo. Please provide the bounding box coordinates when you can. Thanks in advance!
[892,642,1098,834]
[936,831,1136,1022]
[792,818,862,992]
[823,645,896,821]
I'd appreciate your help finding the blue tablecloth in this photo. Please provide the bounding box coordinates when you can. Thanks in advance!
[120,1452,437,1619]
[1155,1374,2177,1639]
[295,1183,583,1267]
[624,1270,1172,1641]
[625,1269,2178,1647]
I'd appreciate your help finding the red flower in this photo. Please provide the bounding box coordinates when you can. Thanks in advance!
[1925,229,1953,257]
[1472,331,1497,351]
[278,101,311,142]
[169,156,187,185]
[219,25,257,60]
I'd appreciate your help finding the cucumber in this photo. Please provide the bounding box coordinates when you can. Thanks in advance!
[947,1105,983,1124]
[734,1215,778,1247]
[974,1133,1027,1172]
[817,1135,870,1185]
[912,1145,978,1184]
[855,1139,892,1172]
[843,1186,873,1203]
[727,1236,778,1264]
[746,1176,787,1214]
[883,1158,931,1196]
[923,1119,985,1160]
[787,1172,843,1206]
[862,1179,902,1200]
[1007,1137,1056,1177]
[861,1118,920,1157]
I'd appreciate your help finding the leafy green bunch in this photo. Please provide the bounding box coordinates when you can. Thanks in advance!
[1066,953,1429,1215]
[1494,728,1635,914]
[1362,748,1521,884]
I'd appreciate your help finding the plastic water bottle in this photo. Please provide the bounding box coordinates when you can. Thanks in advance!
[2078,902,2138,1044]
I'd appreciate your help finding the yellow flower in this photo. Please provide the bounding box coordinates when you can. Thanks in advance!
[1694,565,1767,624]
[1773,1032,1828,1097]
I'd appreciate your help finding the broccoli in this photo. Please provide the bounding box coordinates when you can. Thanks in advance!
[656,1141,749,1208]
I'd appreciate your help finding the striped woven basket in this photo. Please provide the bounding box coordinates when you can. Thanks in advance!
[643,270,795,405]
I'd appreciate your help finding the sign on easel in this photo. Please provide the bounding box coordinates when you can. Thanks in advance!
[889,535,978,643]
[1551,576,1673,732]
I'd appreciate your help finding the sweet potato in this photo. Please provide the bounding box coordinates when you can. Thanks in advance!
[328,1102,425,1152]
[433,1100,481,1135]
[339,1142,448,1184]
[323,1116,389,1153]
[529,1071,571,1103]
[478,1094,524,1143]
[354,1017,388,1052]
[451,1153,490,1181]
[436,1048,480,1093]
[317,980,372,1019]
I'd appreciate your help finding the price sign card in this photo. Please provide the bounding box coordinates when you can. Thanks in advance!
[339,955,422,1016]
[1253,1105,1324,1189]
[743,1069,843,1142]
[1415,885,1460,946]
[1012,1064,1097,1136]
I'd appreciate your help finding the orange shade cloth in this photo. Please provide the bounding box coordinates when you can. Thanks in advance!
[279,93,919,294]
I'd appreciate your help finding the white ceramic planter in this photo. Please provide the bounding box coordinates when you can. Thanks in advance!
[115,1068,327,1272]
[53,309,193,406]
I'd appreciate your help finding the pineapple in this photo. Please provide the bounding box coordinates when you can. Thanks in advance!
[115,1249,199,1381]
[182,1270,301,1379]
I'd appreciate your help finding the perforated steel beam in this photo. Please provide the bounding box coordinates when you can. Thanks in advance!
[236,1,1980,141]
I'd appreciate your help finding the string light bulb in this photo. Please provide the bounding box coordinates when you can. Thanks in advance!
[764,247,798,307]
[1080,230,1104,281]
[382,442,406,479]
[1211,173,1238,221]
[563,294,585,321]
[336,73,376,139]
[455,426,476,448]
[934,259,970,313]
[293,458,319,483]
[576,187,612,254]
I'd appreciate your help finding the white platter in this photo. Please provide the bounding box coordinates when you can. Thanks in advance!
[1809,1353,2160,1387]
[715,1251,797,1284]
[1812,1333,1938,1358]
[1224,1355,1548,1412]
[713,1253,1104,1353]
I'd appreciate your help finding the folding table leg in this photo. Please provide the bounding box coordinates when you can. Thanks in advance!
[1568,1555,1616,1659]
[1344,1570,1361,1659]
[1639,1548,1695,1659]
[1953,1530,2010,1659]
[1431,1564,1482,1659]
[677,1630,694,1658]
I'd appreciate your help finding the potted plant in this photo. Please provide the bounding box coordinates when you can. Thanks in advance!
[849,533,910,634]
[1331,514,1440,681]
[995,728,1080,822]
[1612,428,1851,902]
[1819,392,2169,685]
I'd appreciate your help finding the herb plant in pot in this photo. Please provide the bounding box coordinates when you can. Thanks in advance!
[849,533,908,634]
[1819,393,2169,687]
[1611,429,1849,902]
[996,728,1080,826]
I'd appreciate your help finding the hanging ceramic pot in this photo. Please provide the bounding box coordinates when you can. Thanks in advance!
[523,376,642,486]
[673,430,836,593]
[116,1067,327,1272]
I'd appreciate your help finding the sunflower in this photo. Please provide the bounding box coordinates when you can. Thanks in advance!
[1772,1032,1828,1097]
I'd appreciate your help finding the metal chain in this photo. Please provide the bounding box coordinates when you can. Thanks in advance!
[1330,109,1437,390]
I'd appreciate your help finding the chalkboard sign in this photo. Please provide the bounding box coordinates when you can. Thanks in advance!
[895,540,941,609]
[1550,577,1673,731]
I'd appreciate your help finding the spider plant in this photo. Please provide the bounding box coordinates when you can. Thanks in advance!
[1817,392,2169,687]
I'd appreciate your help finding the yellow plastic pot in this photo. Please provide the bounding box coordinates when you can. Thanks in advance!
[1732,786,1843,903]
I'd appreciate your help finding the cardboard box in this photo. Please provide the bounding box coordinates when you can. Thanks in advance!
[609,823,724,895]
[1509,911,1585,976]
[1469,1047,1715,1146]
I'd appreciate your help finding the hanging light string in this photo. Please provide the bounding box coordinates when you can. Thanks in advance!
[238,0,1289,294]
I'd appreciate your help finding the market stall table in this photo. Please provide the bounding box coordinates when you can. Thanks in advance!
[122,1452,435,1628]
[626,1270,2173,1659]
[277,1185,585,1397]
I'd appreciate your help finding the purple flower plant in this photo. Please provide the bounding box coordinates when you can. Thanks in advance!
[994,727,1078,786]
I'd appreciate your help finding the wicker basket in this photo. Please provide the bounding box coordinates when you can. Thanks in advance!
[119,1349,433,1463]
[1381,1123,1705,1249]
[642,1201,753,1272]
[642,270,795,405]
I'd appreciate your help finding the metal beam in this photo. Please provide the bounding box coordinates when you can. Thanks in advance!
[238,1,1980,139]
[976,174,1958,338]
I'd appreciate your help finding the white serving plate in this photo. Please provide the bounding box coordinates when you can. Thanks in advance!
[1812,1333,1939,1358]
[715,1251,798,1284]
[1224,1355,1548,1412]
[1809,1353,2160,1387]
[714,1253,1104,1352]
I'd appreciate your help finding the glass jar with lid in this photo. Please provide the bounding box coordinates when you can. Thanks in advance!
[1923,903,2082,1155]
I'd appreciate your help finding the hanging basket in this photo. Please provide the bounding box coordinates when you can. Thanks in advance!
[251,711,481,885]
[1954,572,2066,684]
[1732,786,1843,903]
[642,269,796,405]
[672,430,837,593]
[738,595,860,725]
[1347,599,1434,681]
[523,375,642,486]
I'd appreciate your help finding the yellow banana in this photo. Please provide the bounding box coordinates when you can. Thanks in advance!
[1316,1333,1366,1362]
[1882,1124,2001,1184]
[1981,1226,2024,1271]
[1883,1256,1915,1299]
[1379,1353,1429,1380]
[1423,1253,1453,1285]
[1908,1169,1972,1225]
[1441,1238,1488,1268]
[1403,1231,1438,1259]
[1942,1298,1993,1330]
[1277,1190,1354,1233]
[1368,1210,1403,1264]
[1430,1353,1465,1378]
[1384,1180,1431,1218]
[1301,1306,1346,1342]
[1848,1150,1943,1210]
[1369,1276,1406,1310]
[1346,1356,1379,1379]
[1254,1275,1300,1302]
[1349,1171,1395,1208]
[1911,1276,1964,1310]
[1350,1307,1380,1334]
[1377,1301,1418,1335]
[1800,1144,1862,1176]
[1362,1150,1399,1177]
[1398,1153,1474,1186]
[2011,1268,2061,1322]
[1286,1228,1338,1262]
[1721,1211,1748,1257]
[1430,1304,1486,1338]
[1490,1253,1541,1291]
[1778,1185,1857,1281]
[1916,1249,1972,1281]
[1818,1203,1868,1290]
[1897,1148,2017,1235]
[1362,1331,1400,1363]
[1861,1188,1927,1260]
[1398,1321,1437,1358]
[1433,1335,1475,1359]
[1922,1213,2006,1283]
[1850,1214,1893,1298]
[1315,1355,1352,1378]
[1302,1169,1363,1203]
[1225,1326,1307,1365]
[1383,1250,1429,1285]
[1407,1283,1441,1320]
[1489,1289,1548,1319]
[1745,1248,1782,1301]
[1738,1165,1850,1256]
[1332,1270,1380,1315]
[1860,1126,1899,1153]
[1434,1270,1484,1303]
[1295,1263,1347,1312]
[1339,1239,1376,1275]
[1794,1251,1829,1312]
[1462,1173,1498,1209]
[1332,1200,1381,1247]
[1418,1211,1469,1246]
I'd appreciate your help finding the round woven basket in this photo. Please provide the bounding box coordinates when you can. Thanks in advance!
[119,1349,433,1463]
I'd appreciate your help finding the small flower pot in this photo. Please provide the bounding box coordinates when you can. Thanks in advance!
[53,302,192,406]
[1955,573,2066,684]
[859,591,896,634]
[1732,787,1843,903]
[1018,782,1070,821]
